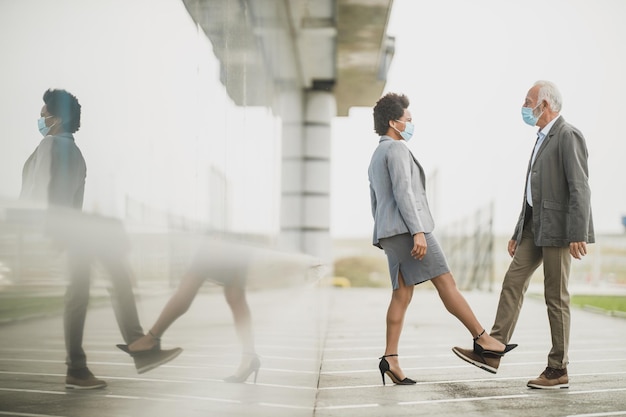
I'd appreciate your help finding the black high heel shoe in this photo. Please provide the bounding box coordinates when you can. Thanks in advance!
[378,354,416,386]
[473,329,517,357]
[224,354,261,383]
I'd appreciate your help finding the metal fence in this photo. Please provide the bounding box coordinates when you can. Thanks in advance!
[439,203,495,291]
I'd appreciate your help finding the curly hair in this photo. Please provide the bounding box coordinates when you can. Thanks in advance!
[372,93,409,136]
[43,89,81,133]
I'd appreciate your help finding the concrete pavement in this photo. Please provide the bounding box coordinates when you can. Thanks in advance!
[1,285,625,416]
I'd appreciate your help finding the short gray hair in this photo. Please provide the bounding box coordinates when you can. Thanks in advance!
[534,80,563,112]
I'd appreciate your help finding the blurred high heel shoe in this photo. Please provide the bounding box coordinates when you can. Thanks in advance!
[224,354,261,383]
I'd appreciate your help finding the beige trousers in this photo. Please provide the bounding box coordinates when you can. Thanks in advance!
[490,220,572,369]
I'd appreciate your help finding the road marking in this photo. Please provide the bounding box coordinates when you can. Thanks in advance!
[315,403,380,410]
[258,403,314,410]
[0,387,175,402]
[160,394,241,404]
[398,393,530,406]
[318,371,626,390]
[566,412,626,417]
[321,358,626,374]
[0,371,316,391]
[0,412,68,417]
[0,388,65,396]
[566,388,626,395]
[313,381,626,411]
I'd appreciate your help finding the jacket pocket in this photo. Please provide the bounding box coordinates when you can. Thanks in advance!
[543,200,568,211]
[541,200,568,241]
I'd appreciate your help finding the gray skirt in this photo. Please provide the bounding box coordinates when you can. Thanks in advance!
[186,238,251,287]
[379,232,450,290]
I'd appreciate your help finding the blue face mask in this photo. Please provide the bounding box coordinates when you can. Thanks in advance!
[394,120,415,141]
[37,116,53,136]
[521,104,543,126]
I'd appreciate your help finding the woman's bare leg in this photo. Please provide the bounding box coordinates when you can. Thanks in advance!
[384,271,414,379]
[223,281,258,376]
[224,282,255,355]
[128,272,204,351]
[431,272,505,351]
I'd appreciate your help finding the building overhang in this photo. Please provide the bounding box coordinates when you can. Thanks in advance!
[181,0,394,116]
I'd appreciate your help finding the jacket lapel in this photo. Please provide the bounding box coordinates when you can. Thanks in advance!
[407,148,427,189]
[534,116,565,163]
[379,135,427,188]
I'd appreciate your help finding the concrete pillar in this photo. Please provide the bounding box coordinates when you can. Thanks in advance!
[280,89,335,262]
[279,88,305,252]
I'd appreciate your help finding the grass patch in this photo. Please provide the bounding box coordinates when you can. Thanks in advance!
[571,295,626,313]
[0,290,109,322]
[333,256,389,287]
[0,294,65,321]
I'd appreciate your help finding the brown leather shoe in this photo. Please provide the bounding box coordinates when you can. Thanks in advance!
[65,367,107,390]
[527,367,569,389]
[452,346,501,374]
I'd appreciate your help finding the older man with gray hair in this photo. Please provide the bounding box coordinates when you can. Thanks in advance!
[453,80,594,389]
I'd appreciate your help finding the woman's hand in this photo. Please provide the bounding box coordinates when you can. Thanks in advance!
[411,232,427,260]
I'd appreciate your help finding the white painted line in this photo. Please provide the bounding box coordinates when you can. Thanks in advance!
[0,372,62,378]
[0,371,317,391]
[315,403,380,410]
[258,403,314,410]
[0,388,65,396]
[398,393,530,406]
[322,347,626,361]
[319,371,626,390]
[0,359,61,364]
[321,362,546,374]
[257,355,317,362]
[0,387,174,402]
[566,412,626,417]
[566,388,626,395]
[0,371,206,385]
[0,412,68,417]
[321,358,626,374]
[160,394,241,404]
[250,382,315,391]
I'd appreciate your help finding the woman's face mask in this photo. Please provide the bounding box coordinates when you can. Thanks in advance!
[394,120,414,141]
[37,115,55,136]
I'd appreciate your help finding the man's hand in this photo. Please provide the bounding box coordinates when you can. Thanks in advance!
[508,239,517,257]
[411,232,427,260]
[569,241,588,260]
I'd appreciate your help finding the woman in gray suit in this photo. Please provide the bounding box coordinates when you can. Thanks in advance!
[368,93,516,385]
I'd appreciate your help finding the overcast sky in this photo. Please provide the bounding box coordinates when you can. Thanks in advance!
[1,0,623,240]
[0,0,282,235]
[331,0,626,238]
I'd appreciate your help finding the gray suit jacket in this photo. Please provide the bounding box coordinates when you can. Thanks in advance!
[20,133,86,209]
[513,116,595,246]
[368,136,434,248]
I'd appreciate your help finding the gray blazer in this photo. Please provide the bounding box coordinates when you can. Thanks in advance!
[20,133,86,209]
[368,136,434,248]
[513,116,595,246]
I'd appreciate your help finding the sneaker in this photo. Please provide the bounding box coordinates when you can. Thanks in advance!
[133,347,183,374]
[452,346,501,374]
[65,367,107,390]
[527,367,569,389]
